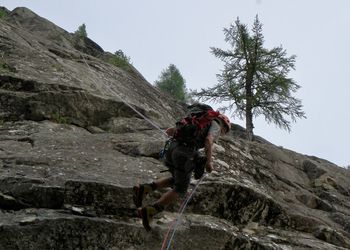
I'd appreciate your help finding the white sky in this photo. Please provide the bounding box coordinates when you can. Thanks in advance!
[2,0,350,167]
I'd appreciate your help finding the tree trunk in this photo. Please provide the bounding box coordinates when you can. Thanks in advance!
[245,69,254,141]
[246,105,254,141]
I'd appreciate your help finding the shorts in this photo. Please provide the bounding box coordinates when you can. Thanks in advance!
[164,141,197,194]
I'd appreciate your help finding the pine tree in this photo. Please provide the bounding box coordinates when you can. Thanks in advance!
[114,50,130,63]
[155,64,187,102]
[74,23,87,38]
[193,16,306,140]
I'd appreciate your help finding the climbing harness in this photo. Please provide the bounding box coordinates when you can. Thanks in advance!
[159,138,173,159]
[160,174,206,250]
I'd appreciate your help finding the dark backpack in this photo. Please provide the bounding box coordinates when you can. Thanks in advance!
[173,103,220,148]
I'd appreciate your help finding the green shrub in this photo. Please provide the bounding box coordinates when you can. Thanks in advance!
[114,50,130,63]
[51,112,70,124]
[74,23,88,38]
[108,56,130,70]
[0,59,16,72]
[0,62,9,72]
[107,50,132,71]
[0,9,7,19]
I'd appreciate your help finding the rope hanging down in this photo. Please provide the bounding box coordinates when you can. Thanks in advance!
[161,174,206,250]
[80,52,205,249]
[80,53,168,137]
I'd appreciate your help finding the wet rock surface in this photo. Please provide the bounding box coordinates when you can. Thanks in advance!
[1,6,350,250]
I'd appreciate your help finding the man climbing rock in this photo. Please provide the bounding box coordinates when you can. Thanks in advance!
[133,104,231,231]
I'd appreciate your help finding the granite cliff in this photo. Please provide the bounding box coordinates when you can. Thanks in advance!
[1,7,350,250]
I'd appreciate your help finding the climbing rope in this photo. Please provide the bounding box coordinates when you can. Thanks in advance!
[161,174,206,250]
[160,192,190,250]
[80,51,206,249]
[80,53,168,137]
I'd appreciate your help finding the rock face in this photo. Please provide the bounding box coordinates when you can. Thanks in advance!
[0,7,184,130]
[1,6,350,250]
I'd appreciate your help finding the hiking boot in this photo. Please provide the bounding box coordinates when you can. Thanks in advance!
[138,205,158,231]
[133,184,153,208]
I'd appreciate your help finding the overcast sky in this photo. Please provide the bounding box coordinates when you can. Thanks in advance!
[2,0,349,167]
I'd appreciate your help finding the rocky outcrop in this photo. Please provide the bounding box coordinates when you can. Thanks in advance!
[0,6,184,130]
[1,6,350,250]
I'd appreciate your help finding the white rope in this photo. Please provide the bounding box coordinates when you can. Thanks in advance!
[162,174,206,250]
[79,53,168,137]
